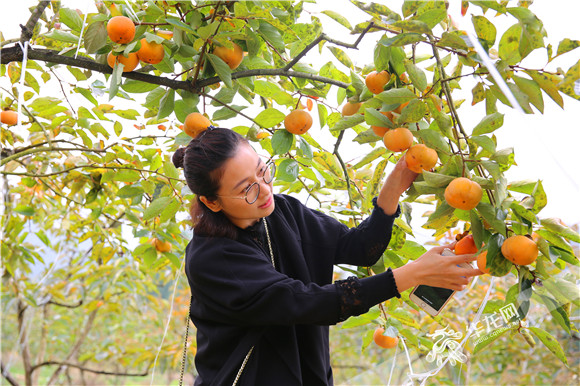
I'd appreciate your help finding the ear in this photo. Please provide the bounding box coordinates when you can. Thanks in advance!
[199,196,222,213]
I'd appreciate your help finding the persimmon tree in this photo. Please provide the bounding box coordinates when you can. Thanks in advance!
[1,1,579,385]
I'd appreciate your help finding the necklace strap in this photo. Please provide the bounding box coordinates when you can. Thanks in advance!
[262,217,275,269]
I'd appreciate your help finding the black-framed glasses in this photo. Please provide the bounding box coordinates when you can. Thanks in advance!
[217,160,276,204]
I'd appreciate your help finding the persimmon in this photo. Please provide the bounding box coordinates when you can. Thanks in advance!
[284,110,313,135]
[137,38,165,64]
[444,177,483,211]
[476,251,490,274]
[371,111,394,137]
[107,52,139,72]
[405,144,438,173]
[106,15,135,44]
[383,127,413,152]
[373,327,398,349]
[183,112,211,138]
[501,235,538,265]
[1,110,18,126]
[341,101,361,117]
[394,101,409,114]
[213,42,244,70]
[151,238,172,253]
[365,70,390,94]
[454,234,478,255]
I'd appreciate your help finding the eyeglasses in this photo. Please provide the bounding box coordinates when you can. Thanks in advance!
[216,160,276,204]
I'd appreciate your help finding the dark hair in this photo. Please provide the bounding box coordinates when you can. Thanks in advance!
[172,128,248,239]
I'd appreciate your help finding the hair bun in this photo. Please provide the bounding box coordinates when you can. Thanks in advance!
[172,147,186,169]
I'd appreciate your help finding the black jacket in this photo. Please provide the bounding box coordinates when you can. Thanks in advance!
[185,194,402,385]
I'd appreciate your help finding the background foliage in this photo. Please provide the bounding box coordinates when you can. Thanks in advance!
[1,1,579,385]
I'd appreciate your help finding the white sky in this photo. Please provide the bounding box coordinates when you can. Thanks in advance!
[1,0,579,230]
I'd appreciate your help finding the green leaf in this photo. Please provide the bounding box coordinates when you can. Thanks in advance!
[498,24,522,65]
[416,9,447,29]
[206,54,233,88]
[163,161,179,180]
[157,89,175,119]
[60,8,84,32]
[112,169,140,183]
[402,0,422,18]
[472,112,504,136]
[422,171,454,188]
[255,108,285,129]
[271,130,293,155]
[84,21,108,54]
[376,88,417,105]
[108,60,123,100]
[485,233,512,277]
[541,218,580,243]
[254,80,293,106]
[404,61,427,92]
[470,210,485,249]
[143,196,172,221]
[380,33,425,47]
[117,185,144,198]
[122,79,159,93]
[321,10,352,30]
[414,128,448,153]
[473,324,515,354]
[353,148,387,169]
[528,327,568,366]
[14,205,34,217]
[160,197,181,223]
[392,20,431,34]
[438,31,468,50]
[43,30,79,43]
[277,159,299,182]
[555,38,580,58]
[525,70,564,108]
[476,202,506,236]
[258,21,285,53]
[364,109,394,130]
[74,87,98,106]
[328,46,353,69]
[399,99,427,124]
[472,15,496,45]
[513,75,543,113]
[165,18,196,34]
[330,114,366,132]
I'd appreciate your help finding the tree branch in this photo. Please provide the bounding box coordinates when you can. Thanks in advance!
[0,45,350,92]
[31,361,149,377]
[1,147,107,167]
[20,1,49,44]
[46,309,98,384]
[1,362,19,386]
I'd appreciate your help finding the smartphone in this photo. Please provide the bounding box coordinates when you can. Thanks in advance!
[409,249,472,316]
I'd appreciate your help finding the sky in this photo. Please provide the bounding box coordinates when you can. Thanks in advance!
[1,0,579,231]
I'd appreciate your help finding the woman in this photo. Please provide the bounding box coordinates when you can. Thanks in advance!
[172,127,482,385]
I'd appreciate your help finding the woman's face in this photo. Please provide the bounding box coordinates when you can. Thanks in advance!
[207,143,275,229]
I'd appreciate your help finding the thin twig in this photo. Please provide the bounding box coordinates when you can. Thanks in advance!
[284,22,375,71]
[201,92,267,130]
[31,361,150,377]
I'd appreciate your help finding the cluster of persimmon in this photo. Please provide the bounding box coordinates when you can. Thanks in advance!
[105,15,167,72]
[452,230,539,276]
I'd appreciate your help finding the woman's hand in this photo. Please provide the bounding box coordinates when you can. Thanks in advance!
[377,156,418,215]
[413,244,484,291]
[393,244,484,293]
